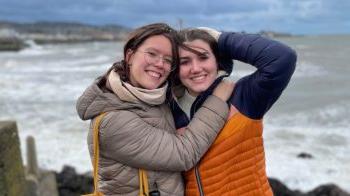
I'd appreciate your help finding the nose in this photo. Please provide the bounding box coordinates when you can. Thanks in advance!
[153,56,165,68]
[190,60,202,73]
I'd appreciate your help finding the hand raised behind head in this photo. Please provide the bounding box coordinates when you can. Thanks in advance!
[197,27,221,41]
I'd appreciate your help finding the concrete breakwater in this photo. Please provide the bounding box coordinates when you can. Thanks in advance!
[0,37,27,51]
[0,21,130,51]
[0,121,58,196]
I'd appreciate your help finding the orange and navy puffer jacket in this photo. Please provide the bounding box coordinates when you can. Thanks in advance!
[169,32,297,196]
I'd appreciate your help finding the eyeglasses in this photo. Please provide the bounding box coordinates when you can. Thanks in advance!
[137,50,176,72]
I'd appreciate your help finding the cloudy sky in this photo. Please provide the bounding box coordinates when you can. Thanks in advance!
[0,0,349,35]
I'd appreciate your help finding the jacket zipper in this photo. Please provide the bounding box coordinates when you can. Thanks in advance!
[191,94,207,196]
[195,166,205,196]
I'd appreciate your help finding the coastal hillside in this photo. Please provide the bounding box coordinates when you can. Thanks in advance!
[0,21,130,50]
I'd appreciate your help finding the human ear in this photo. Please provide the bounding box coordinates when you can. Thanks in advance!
[125,49,134,65]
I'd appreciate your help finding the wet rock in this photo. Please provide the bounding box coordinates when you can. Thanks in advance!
[55,165,93,196]
[306,184,350,196]
[297,152,314,159]
[269,178,303,196]
[269,178,350,196]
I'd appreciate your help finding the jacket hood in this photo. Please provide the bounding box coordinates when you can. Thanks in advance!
[76,82,144,120]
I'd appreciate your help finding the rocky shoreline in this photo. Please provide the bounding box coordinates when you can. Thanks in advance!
[0,113,348,196]
[0,21,130,51]
[55,165,349,196]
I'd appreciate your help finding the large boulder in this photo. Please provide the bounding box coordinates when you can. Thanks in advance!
[55,165,93,196]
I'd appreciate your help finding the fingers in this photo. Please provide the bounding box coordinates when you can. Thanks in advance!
[197,27,221,41]
[212,78,235,101]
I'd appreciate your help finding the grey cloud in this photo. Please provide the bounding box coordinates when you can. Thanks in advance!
[0,0,349,34]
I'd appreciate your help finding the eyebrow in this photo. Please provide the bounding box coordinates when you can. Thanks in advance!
[144,47,172,57]
[144,47,159,52]
[198,51,210,56]
[179,56,191,60]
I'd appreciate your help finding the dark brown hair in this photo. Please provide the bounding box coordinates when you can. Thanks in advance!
[98,23,179,88]
[178,28,219,60]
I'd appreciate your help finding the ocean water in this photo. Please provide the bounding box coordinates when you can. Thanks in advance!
[0,35,349,192]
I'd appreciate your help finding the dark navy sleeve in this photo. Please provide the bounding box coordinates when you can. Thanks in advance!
[218,32,297,119]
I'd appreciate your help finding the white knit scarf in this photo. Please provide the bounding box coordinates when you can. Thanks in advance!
[107,71,167,105]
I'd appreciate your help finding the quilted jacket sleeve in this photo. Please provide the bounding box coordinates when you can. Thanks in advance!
[91,95,228,171]
[218,32,297,119]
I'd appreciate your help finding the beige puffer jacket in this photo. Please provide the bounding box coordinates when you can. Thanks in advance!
[76,82,228,196]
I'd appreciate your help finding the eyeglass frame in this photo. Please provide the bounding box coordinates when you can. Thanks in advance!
[136,49,177,72]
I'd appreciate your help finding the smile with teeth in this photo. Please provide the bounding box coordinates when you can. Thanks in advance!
[146,70,162,79]
[191,74,207,82]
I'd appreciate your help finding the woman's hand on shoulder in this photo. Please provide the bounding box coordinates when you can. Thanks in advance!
[212,78,235,102]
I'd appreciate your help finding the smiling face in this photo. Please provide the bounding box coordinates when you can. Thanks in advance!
[126,35,173,90]
[179,39,218,96]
